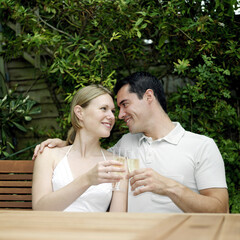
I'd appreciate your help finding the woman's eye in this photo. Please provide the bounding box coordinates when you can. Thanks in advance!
[101,107,107,111]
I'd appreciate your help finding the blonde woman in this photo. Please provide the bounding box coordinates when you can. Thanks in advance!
[32,85,127,212]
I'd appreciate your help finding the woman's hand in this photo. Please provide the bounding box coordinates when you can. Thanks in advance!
[87,160,125,185]
[32,138,67,160]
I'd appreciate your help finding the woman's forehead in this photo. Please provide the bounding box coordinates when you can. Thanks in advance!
[89,94,114,106]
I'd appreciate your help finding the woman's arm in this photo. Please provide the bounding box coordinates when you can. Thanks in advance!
[109,178,128,212]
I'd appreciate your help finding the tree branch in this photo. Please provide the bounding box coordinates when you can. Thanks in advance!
[34,10,74,39]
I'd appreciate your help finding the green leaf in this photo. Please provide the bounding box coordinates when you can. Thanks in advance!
[140,23,147,29]
[135,18,143,26]
[24,116,32,121]
[12,122,27,132]
[49,68,59,73]
[137,30,142,38]
[7,141,14,149]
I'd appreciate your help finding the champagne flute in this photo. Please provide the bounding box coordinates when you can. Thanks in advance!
[126,150,140,173]
[112,148,127,191]
[126,150,140,195]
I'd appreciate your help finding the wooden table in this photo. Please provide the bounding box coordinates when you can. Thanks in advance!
[0,210,239,240]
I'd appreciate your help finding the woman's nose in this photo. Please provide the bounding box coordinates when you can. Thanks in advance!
[107,110,115,120]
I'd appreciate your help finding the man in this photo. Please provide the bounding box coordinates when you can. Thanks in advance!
[33,72,229,213]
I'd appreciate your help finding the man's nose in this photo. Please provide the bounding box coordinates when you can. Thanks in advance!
[118,108,125,119]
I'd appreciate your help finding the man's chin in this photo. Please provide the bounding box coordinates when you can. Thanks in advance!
[128,126,138,134]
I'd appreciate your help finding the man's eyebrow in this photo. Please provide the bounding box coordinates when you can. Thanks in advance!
[119,99,127,105]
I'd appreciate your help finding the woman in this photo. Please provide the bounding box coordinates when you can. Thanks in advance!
[32,85,127,212]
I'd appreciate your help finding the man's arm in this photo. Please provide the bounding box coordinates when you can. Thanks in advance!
[166,181,229,213]
[32,138,67,160]
[128,168,229,213]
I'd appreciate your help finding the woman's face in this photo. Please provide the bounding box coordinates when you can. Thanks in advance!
[80,94,116,138]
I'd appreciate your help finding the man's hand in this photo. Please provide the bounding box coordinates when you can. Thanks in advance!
[32,138,67,160]
[127,168,176,196]
[127,168,229,213]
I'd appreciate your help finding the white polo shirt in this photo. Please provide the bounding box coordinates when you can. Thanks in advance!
[110,122,227,213]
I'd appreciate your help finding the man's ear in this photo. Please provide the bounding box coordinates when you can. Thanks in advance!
[144,89,154,103]
[74,105,84,120]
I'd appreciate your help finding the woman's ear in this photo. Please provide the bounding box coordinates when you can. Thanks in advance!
[144,89,154,103]
[74,105,84,120]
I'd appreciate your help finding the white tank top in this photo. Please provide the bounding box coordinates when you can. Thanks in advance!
[52,146,112,212]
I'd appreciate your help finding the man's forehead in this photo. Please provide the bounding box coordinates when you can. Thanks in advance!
[116,85,130,102]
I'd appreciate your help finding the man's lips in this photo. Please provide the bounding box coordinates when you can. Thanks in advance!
[124,116,132,125]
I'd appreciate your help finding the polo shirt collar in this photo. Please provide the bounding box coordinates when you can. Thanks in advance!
[139,122,185,145]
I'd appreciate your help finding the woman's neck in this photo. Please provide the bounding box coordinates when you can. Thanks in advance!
[71,131,102,158]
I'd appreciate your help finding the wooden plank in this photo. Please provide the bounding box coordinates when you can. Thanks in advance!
[0,160,34,173]
[136,215,189,240]
[218,215,240,240]
[163,215,224,240]
[0,212,167,240]
[0,195,32,201]
[33,103,59,116]
[10,78,45,85]
[0,181,32,187]
[0,174,33,180]
[10,80,47,91]
[0,188,32,194]
[24,90,54,103]
[7,59,33,69]
[8,68,41,80]
[0,201,32,208]
[29,117,60,127]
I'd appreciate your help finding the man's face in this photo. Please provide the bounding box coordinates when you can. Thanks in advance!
[116,84,148,134]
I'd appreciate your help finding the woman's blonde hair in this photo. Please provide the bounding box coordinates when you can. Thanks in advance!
[66,84,113,144]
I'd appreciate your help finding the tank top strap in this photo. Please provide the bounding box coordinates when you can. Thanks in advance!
[101,149,107,161]
[65,145,73,157]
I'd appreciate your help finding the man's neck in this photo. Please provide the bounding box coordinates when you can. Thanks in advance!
[144,113,175,140]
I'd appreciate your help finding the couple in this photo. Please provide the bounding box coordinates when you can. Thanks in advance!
[32,72,229,213]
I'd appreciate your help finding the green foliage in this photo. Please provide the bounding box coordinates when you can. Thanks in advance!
[0,0,239,211]
[168,55,240,213]
[0,89,41,158]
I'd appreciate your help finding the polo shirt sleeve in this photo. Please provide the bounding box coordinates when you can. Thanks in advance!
[195,138,227,190]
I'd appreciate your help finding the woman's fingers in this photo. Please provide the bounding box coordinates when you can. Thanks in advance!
[96,161,126,183]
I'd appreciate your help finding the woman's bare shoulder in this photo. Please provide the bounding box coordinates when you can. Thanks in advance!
[35,146,69,163]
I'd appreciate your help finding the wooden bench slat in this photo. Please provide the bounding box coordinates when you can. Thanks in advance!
[0,174,33,180]
[0,188,32,194]
[0,202,32,208]
[0,181,32,187]
[0,195,32,201]
[0,160,34,173]
[0,160,33,210]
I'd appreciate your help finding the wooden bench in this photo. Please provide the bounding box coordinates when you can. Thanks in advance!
[0,160,34,210]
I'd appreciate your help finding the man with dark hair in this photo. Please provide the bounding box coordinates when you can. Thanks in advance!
[33,71,229,213]
[115,72,167,113]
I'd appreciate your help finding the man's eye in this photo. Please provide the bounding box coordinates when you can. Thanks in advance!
[101,107,107,111]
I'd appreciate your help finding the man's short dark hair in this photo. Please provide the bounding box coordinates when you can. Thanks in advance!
[114,72,167,113]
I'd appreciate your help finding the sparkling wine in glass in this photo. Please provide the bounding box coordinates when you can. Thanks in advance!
[112,149,127,191]
[126,150,140,173]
